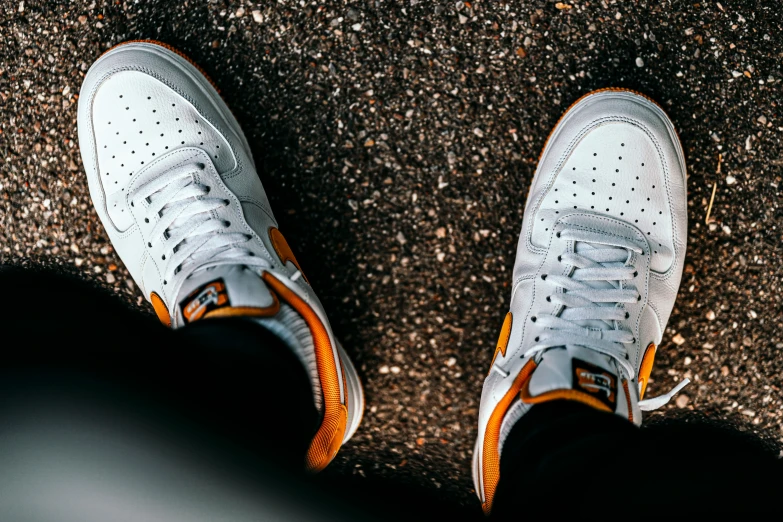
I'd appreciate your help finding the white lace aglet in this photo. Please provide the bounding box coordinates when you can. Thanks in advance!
[290,270,303,283]
[638,378,690,411]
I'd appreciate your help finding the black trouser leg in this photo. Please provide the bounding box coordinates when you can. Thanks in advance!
[0,267,477,522]
[492,401,782,519]
[0,267,334,521]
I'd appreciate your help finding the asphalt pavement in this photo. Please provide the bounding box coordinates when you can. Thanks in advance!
[1,0,782,509]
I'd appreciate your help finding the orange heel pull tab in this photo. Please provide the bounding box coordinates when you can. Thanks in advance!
[150,292,171,327]
[262,272,346,472]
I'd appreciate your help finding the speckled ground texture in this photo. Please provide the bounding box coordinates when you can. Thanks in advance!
[2,0,783,510]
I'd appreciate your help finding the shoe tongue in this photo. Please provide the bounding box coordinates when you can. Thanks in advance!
[527,346,621,411]
[175,265,276,324]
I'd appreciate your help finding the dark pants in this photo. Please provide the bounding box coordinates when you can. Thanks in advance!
[0,267,779,520]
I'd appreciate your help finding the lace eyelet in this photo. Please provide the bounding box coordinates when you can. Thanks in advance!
[625,312,630,319]
[637,295,641,301]
[162,255,166,260]
[633,271,638,277]
[224,221,231,227]
[557,255,561,262]
[144,218,149,223]
[541,274,547,280]
[546,296,551,302]
[535,337,539,342]
[147,242,152,248]
[531,316,537,323]
[556,232,561,238]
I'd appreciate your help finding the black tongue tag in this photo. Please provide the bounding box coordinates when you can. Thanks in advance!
[180,279,230,323]
[572,358,618,411]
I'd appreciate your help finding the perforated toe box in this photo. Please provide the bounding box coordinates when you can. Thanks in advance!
[528,91,687,275]
[91,71,233,232]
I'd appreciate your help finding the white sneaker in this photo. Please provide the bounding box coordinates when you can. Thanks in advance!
[77,40,363,471]
[472,89,688,514]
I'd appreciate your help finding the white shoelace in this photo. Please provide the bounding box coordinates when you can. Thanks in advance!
[131,162,272,284]
[522,227,688,411]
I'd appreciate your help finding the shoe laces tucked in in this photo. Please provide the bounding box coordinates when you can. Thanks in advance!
[131,162,273,284]
[523,227,688,411]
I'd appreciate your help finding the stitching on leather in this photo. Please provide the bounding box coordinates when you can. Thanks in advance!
[504,220,559,363]
[525,109,683,283]
[87,63,245,189]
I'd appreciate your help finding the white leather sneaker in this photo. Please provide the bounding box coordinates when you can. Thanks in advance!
[472,89,689,514]
[77,40,363,471]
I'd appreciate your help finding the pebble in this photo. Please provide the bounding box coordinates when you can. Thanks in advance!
[676,394,690,408]
[635,57,645,67]
[251,10,263,23]
[672,333,686,346]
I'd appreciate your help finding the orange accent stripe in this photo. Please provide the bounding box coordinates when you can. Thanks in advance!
[622,379,634,422]
[489,312,513,369]
[481,359,537,515]
[262,272,346,472]
[520,383,613,414]
[638,343,657,399]
[150,291,171,327]
[269,227,308,283]
[103,39,221,93]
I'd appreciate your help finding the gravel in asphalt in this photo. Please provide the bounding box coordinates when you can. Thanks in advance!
[1,0,782,509]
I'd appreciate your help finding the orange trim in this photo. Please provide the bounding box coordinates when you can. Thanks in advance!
[262,272,345,472]
[102,39,221,94]
[489,312,513,369]
[622,379,634,422]
[638,343,657,399]
[202,301,281,320]
[269,227,308,283]
[481,359,537,515]
[520,382,613,413]
[150,291,171,327]
[538,87,675,162]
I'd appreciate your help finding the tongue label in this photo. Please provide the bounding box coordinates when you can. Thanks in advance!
[572,358,617,411]
[180,279,229,323]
